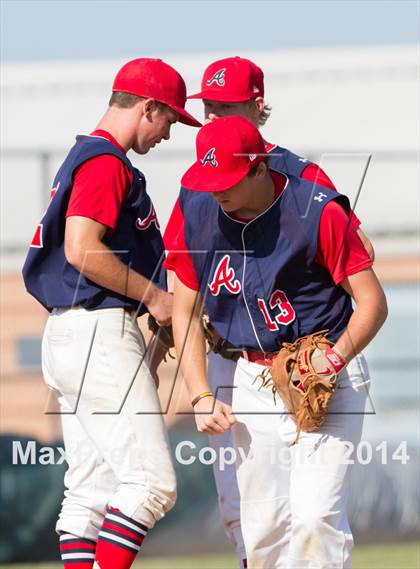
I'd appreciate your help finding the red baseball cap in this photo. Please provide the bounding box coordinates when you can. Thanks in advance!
[188,56,264,102]
[181,116,266,192]
[113,58,201,127]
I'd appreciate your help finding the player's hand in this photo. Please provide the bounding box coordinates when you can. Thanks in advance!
[193,397,236,435]
[290,346,346,387]
[147,288,173,326]
[310,346,346,381]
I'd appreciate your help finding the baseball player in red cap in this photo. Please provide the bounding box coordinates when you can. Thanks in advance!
[188,56,373,255]
[164,56,374,568]
[167,115,387,568]
[23,58,200,569]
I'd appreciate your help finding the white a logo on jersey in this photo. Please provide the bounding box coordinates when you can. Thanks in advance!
[208,255,241,296]
[205,68,226,87]
[200,147,218,167]
[135,203,160,231]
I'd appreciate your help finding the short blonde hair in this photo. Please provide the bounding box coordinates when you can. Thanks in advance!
[259,104,272,127]
[109,91,143,108]
[247,100,272,127]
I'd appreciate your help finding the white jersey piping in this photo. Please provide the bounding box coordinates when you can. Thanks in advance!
[237,174,290,351]
[220,172,289,226]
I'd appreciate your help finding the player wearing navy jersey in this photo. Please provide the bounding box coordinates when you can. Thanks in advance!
[22,58,200,569]
[168,116,387,568]
[164,56,374,568]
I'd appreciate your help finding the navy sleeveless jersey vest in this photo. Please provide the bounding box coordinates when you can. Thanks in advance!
[22,135,166,313]
[267,145,313,178]
[179,169,353,351]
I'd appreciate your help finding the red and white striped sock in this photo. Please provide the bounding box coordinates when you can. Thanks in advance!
[94,507,148,569]
[59,533,96,568]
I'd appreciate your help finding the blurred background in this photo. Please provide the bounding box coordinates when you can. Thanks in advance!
[1,0,419,567]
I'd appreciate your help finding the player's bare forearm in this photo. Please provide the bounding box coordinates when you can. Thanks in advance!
[336,268,387,361]
[173,276,236,434]
[64,216,171,323]
[172,276,209,398]
[67,239,155,301]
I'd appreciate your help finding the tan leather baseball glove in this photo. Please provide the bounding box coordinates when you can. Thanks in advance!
[260,330,346,444]
[147,314,175,361]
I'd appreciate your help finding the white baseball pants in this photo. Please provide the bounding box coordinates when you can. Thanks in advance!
[42,307,176,541]
[208,352,246,563]
[232,354,370,569]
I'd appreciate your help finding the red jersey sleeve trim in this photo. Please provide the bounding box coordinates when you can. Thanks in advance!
[301,163,336,191]
[316,200,373,285]
[66,154,132,232]
[302,163,361,229]
[332,259,374,286]
[163,198,200,291]
[349,211,361,229]
[163,258,201,291]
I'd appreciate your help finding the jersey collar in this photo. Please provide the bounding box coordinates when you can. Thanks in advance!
[90,129,127,155]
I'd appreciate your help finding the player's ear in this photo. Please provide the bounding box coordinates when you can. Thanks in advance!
[254,97,265,114]
[143,97,157,117]
[255,160,268,179]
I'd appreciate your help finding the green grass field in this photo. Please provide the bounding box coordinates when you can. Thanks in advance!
[3,543,419,569]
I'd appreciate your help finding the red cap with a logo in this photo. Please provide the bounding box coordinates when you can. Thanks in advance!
[113,58,201,127]
[188,56,264,102]
[181,116,266,192]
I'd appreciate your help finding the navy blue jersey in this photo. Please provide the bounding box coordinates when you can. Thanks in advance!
[266,145,312,178]
[179,170,353,351]
[22,135,166,313]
